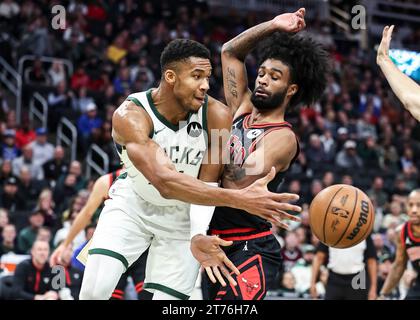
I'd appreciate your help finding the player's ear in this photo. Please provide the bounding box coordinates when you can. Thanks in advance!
[287,84,298,98]
[164,69,177,85]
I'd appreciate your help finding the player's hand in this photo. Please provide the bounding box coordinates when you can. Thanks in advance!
[368,287,377,300]
[190,234,240,287]
[309,284,318,299]
[377,25,394,64]
[238,167,302,229]
[272,8,306,33]
[49,243,67,267]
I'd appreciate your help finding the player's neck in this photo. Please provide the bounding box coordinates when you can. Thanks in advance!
[411,222,420,237]
[250,106,285,125]
[151,86,189,125]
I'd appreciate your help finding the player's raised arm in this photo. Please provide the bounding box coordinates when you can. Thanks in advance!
[221,8,306,116]
[378,225,408,299]
[112,100,301,220]
[377,25,420,121]
[49,173,110,267]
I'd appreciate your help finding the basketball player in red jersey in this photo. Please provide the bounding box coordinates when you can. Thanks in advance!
[191,8,331,300]
[49,169,152,300]
[379,189,420,300]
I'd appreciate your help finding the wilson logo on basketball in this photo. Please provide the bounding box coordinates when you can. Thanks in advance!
[346,200,370,240]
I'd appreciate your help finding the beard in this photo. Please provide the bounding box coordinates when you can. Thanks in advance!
[250,87,287,110]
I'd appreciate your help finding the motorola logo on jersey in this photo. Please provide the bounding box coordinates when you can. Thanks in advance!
[187,122,203,137]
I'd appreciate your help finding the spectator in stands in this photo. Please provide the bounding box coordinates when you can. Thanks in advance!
[305,134,328,172]
[113,67,133,95]
[0,176,25,212]
[291,244,316,295]
[276,271,301,299]
[12,240,59,300]
[1,129,20,161]
[319,129,336,163]
[0,0,20,20]
[335,140,363,170]
[70,66,90,91]
[29,128,54,167]
[53,173,79,215]
[368,176,389,209]
[48,60,66,87]
[55,243,83,299]
[358,136,381,169]
[377,253,399,299]
[73,86,95,114]
[76,102,103,154]
[12,144,44,180]
[372,233,393,261]
[381,201,408,232]
[0,224,19,257]
[335,127,349,151]
[42,146,69,186]
[17,165,45,210]
[307,179,323,203]
[0,160,14,185]
[47,80,75,131]
[25,58,49,85]
[53,198,86,251]
[322,171,335,188]
[0,207,8,235]
[17,210,45,254]
[281,232,303,273]
[356,111,378,140]
[106,33,128,64]
[34,189,57,230]
[341,174,353,185]
[392,176,411,200]
[35,226,53,250]
[15,114,36,149]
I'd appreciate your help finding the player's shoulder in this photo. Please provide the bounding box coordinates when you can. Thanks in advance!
[206,95,232,125]
[264,125,297,145]
[207,95,229,112]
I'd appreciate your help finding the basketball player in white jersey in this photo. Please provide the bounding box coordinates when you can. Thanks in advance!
[79,39,301,300]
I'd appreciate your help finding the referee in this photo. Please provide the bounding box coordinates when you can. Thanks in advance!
[310,235,378,300]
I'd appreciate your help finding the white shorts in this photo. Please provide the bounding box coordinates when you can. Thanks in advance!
[88,176,199,299]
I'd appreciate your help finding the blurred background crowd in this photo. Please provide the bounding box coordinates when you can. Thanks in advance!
[0,0,419,300]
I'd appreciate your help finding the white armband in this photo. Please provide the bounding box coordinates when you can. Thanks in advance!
[189,182,218,240]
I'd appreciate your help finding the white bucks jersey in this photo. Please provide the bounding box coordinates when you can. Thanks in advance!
[116,89,208,206]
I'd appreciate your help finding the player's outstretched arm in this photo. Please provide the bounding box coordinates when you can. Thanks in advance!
[377,25,420,121]
[49,174,109,266]
[112,101,301,222]
[378,226,408,298]
[221,8,306,116]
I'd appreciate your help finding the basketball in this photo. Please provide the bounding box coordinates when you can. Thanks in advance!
[309,184,375,249]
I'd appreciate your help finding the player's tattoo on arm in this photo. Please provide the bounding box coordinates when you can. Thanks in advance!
[223,21,274,61]
[224,164,246,182]
[226,67,238,99]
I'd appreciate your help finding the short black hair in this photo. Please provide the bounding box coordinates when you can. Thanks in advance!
[160,39,210,73]
[257,32,331,108]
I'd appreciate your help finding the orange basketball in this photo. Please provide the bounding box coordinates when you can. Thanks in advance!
[309,184,375,249]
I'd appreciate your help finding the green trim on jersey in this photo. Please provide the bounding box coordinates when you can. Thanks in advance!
[202,95,208,138]
[143,282,189,300]
[146,89,181,132]
[126,96,154,138]
[88,248,129,270]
